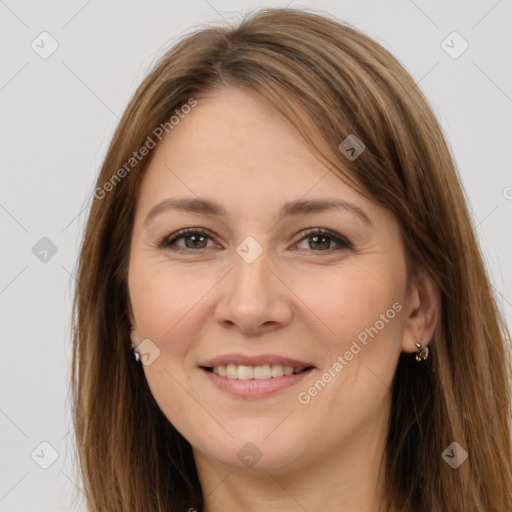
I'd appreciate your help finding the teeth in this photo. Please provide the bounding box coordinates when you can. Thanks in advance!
[237,365,254,380]
[254,364,271,379]
[270,365,283,378]
[210,364,306,379]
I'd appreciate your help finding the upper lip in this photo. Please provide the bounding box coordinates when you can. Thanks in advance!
[199,353,315,368]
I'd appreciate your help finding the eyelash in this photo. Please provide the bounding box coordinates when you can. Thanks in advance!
[158,227,352,253]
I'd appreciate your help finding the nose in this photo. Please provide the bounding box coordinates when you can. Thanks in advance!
[214,244,293,335]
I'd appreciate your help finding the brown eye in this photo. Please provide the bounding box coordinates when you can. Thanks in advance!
[160,228,215,250]
[295,228,351,252]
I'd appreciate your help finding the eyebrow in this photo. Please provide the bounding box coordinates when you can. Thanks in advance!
[144,197,373,227]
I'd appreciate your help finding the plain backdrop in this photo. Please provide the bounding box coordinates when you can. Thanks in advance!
[1,0,511,510]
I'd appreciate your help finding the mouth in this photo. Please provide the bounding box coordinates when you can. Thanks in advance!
[198,355,316,398]
[202,364,314,379]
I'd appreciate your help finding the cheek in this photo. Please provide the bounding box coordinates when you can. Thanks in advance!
[129,258,210,346]
[142,365,209,448]
[312,265,402,339]
[295,274,402,439]
[305,263,405,396]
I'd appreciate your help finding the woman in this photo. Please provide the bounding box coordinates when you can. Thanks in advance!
[71,7,512,511]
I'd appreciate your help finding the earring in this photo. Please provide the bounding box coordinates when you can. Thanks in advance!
[415,339,429,362]
[130,327,141,363]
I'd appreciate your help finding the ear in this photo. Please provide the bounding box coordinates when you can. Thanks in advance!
[127,296,135,326]
[401,268,441,353]
[126,298,140,346]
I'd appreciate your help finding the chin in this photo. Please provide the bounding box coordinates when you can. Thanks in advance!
[193,424,303,471]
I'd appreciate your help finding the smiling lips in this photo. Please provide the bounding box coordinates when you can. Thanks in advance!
[200,354,314,379]
[199,354,315,397]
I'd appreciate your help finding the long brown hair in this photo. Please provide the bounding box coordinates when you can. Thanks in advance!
[71,7,512,511]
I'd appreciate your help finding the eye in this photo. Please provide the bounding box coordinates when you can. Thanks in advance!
[294,228,352,252]
[159,228,216,250]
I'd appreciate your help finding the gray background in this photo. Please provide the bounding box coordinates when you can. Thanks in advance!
[1,0,511,510]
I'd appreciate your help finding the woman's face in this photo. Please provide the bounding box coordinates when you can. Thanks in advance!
[127,86,414,472]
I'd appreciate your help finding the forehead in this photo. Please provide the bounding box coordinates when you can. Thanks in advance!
[136,87,370,214]
[155,88,324,176]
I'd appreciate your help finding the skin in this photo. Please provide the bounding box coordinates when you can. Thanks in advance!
[127,86,440,512]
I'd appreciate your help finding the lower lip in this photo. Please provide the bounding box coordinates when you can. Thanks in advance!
[200,367,314,398]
